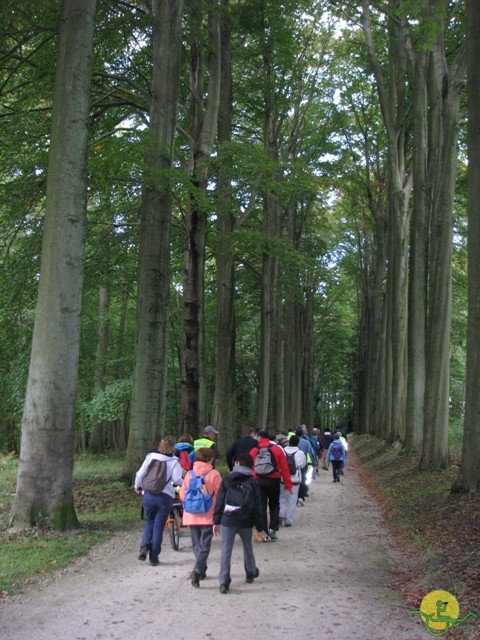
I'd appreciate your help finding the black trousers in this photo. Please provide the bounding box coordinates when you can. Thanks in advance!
[257,476,281,532]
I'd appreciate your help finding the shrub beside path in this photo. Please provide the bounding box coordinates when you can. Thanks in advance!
[0,450,426,640]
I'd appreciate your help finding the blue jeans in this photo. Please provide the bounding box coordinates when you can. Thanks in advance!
[140,492,173,562]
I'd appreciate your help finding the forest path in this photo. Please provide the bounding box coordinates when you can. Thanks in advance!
[0,449,426,640]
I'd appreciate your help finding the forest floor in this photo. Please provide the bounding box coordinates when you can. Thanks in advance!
[0,435,478,640]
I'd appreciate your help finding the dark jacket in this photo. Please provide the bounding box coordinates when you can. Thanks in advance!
[225,435,258,470]
[213,467,263,531]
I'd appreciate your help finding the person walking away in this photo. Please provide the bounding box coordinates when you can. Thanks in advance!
[335,429,349,475]
[225,426,258,471]
[174,433,196,476]
[213,453,268,594]
[194,425,219,468]
[322,430,333,470]
[295,426,317,503]
[134,436,183,565]
[279,435,306,526]
[179,447,222,587]
[316,429,328,472]
[326,433,346,483]
[250,429,293,540]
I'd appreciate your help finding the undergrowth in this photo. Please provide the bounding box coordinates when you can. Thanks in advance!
[351,434,480,640]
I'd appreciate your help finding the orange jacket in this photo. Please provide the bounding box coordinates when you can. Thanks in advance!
[179,460,222,525]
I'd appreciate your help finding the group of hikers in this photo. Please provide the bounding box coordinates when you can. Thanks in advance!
[133,424,348,594]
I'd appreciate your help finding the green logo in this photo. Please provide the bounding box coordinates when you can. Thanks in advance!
[410,590,476,636]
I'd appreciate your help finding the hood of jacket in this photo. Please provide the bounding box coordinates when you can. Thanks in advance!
[191,460,214,476]
[229,465,253,478]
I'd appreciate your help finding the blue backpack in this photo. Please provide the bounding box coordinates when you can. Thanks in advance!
[331,441,343,461]
[182,470,213,514]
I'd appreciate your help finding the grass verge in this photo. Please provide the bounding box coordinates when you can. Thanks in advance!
[351,434,480,640]
[0,453,139,596]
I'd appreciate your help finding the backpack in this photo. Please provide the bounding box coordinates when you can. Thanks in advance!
[254,444,278,476]
[178,449,193,472]
[182,471,213,514]
[285,451,297,476]
[331,441,343,461]
[223,477,254,516]
[141,459,169,495]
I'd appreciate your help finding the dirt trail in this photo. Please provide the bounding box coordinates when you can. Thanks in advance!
[0,452,426,640]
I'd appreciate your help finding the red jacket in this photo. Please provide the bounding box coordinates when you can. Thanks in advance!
[250,438,293,491]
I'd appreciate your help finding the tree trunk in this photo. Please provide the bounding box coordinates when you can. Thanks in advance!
[181,0,221,436]
[123,0,184,480]
[455,0,480,492]
[10,0,97,531]
[406,44,428,453]
[90,285,109,453]
[421,28,466,470]
[362,0,412,444]
[302,287,315,428]
[211,0,236,450]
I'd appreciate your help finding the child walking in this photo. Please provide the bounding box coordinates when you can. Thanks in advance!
[213,452,268,594]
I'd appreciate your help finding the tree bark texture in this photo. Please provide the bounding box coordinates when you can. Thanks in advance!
[456,0,480,492]
[181,0,221,436]
[10,0,97,530]
[421,16,466,469]
[90,285,109,453]
[123,0,184,480]
[211,0,236,451]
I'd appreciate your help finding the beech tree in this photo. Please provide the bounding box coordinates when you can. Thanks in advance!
[10,0,97,530]
[180,0,221,435]
[123,0,184,479]
[456,0,480,492]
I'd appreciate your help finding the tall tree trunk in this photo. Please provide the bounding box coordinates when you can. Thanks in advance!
[181,0,221,436]
[362,0,412,444]
[90,285,109,453]
[406,41,428,453]
[10,0,97,530]
[211,0,236,450]
[421,25,466,470]
[302,287,315,428]
[123,0,184,480]
[455,0,480,492]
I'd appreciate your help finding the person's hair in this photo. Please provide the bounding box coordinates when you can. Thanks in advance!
[195,447,214,463]
[178,432,193,444]
[158,435,176,454]
[295,426,304,437]
[257,428,270,439]
[289,435,299,447]
[235,452,253,468]
[242,426,255,437]
[333,433,340,440]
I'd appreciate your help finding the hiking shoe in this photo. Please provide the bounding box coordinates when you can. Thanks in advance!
[149,559,160,566]
[191,571,200,588]
[219,585,229,594]
[268,530,278,540]
[262,535,271,543]
[199,572,207,580]
[284,523,292,527]
[138,546,148,561]
[246,568,260,583]
[297,498,305,507]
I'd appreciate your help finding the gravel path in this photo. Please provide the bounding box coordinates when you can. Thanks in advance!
[0,454,426,640]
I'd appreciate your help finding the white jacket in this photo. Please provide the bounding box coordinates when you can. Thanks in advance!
[134,452,183,498]
[282,446,307,484]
